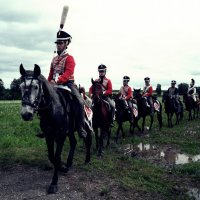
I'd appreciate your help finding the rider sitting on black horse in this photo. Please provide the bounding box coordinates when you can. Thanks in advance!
[89,64,115,127]
[118,76,135,122]
[142,77,154,115]
[188,78,197,104]
[167,80,180,111]
[37,30,87,139]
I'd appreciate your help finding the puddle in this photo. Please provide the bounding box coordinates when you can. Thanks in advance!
[187,188,200,200]
[121,143,200,166]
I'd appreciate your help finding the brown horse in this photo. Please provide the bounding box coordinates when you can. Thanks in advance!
[91,78,111,156]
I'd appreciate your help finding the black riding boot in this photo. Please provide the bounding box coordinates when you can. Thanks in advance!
[110,107,115,127]
[77,109,87,138]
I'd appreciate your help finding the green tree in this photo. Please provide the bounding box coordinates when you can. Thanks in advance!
[178,83,189,95]
[10,78,21,100]
[156,83,161,96]
[0,79,5,99]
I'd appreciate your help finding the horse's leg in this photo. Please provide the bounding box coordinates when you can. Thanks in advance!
[65,130,77,169]
[129,121,134,135]
[46,135,66,194]
[115,123,121,143]
[157,111,162,130]
[142,116,145,132]
[45,136,58,193]
[98,129,104,157]
[149,115,153,131]
[135,119,141,132]
[94,127,99,150]
[106,128,111,146]
[193,108,195,119]
[188,110,191,121]
[167,113,170,127]
[121,123,125,139]
[84,127,92,164]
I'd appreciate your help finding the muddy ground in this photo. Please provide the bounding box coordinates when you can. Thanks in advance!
[0,143,199,200]
[0,164,166,200]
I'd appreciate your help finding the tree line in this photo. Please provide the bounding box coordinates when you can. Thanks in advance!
[0,78,200,100]
[0,78,21,100]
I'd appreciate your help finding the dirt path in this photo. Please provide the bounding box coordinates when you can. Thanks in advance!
[0,165,165,200]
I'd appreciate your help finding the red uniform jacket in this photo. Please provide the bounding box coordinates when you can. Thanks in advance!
[119,85,133,100]
[89,77,112,96]
[48,53,75,84]
[142,85,153,97]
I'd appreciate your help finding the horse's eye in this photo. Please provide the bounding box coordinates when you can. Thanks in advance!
[34,85,39,90]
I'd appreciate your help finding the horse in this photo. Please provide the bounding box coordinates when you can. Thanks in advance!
[19,64,92,194]
[114,95,140,143]
[134,89,162,132]
[90,78,111,156]
[162,92,183,127]
[183,94,199,120]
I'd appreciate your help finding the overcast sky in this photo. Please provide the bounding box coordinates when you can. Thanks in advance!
[0,0,200,90]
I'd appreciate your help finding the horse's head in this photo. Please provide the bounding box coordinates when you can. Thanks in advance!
[134,89,141,99]
[162,91,168,103]
[19,64,42,121]
[91,78,103,100]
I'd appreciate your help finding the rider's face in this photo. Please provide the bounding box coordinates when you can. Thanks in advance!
[99,70,106,77]
[123,80,128,86]
[56,41,67,52]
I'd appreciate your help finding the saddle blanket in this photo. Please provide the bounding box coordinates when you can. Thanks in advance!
[154,101,160,111]
[132,107,138,118]
[84,105,93,121]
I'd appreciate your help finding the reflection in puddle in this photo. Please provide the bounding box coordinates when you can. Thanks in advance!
[187,188,200,200]
[122,143,200,165]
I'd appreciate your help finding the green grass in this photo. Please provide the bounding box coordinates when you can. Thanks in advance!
[0,101,200,199]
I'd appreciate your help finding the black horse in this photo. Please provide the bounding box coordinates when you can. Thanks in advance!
[91,78,111,156]
[19,64,92,194]
[114,96,140,143]
[183,94,199,120]
[162,92,183,127]
[134,89,162,132]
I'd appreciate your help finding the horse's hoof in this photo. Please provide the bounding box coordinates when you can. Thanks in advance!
[47,184,58,194]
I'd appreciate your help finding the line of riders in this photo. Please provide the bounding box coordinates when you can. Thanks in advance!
[36,30,199,138]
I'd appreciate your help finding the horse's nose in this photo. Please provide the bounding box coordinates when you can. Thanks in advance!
[21,112,33,121]
[21,106,34,121]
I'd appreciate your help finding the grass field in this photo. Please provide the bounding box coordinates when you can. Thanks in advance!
[0,100,200,199]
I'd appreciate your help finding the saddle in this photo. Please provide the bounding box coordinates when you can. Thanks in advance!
[55,85,93,132]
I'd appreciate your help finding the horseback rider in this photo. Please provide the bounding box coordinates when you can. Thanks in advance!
[118,76,134,122]
[142,77,154,115]
[188,78,197,102]
[167,80,180,110]
[47,30,87,138]
[89,64,115,126]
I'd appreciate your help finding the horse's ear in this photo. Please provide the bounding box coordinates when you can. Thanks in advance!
[99,77,103,84]
[20,64,26,76]
[34,64,41,77]
[91,78,95,84]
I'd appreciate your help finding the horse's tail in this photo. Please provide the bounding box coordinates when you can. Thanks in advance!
[157,102,163,128]
[179,101,184,120]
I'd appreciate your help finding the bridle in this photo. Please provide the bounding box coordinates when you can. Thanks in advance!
[21,76,51,112]
[92,82,103,101]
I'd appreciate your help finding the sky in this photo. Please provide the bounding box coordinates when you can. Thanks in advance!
[0,0,200,90]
